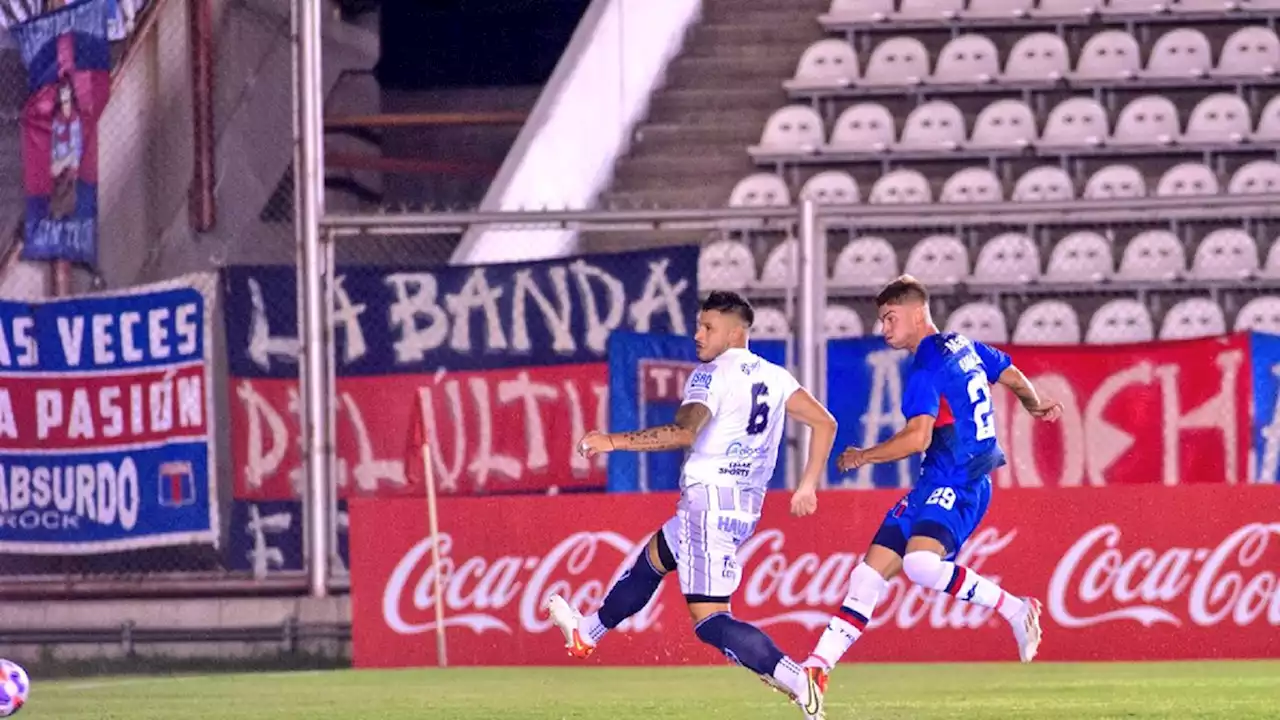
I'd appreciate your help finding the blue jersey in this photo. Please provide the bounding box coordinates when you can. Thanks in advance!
[901,332,1012,482]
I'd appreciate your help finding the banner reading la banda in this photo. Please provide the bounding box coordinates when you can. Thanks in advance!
[221,246,700,500]
[349,484,1280,668]
[0,274,220,554]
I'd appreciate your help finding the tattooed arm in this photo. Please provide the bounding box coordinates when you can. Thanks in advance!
[577,402,712,457]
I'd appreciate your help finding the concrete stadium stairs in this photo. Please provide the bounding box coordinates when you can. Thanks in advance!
[584,0,827,254]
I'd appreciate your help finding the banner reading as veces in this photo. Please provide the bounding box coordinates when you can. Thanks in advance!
[0,274,220,554]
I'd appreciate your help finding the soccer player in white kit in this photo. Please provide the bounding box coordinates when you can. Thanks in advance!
[546,291,838,719]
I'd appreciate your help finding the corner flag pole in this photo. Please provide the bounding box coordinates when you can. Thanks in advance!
[422,442,448,667]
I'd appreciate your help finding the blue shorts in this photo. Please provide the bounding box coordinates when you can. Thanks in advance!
[871,471,992,561]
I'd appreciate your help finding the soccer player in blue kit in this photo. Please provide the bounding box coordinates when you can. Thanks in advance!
[803,275,1063,687]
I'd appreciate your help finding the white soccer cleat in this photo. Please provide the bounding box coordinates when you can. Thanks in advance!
[1010,597,1043,663]
[795,666,827,719]
[544,593,594,659]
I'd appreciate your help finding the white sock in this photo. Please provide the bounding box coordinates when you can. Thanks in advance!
[772,655,810,704]
[902,551,1025,621]
[807,562,887,670]
[578,612,607,646]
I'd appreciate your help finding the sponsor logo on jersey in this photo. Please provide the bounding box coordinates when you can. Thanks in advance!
[725,442,768,460]
[689,371,714,390]
[718,461,752,478]
[740,360,760,375]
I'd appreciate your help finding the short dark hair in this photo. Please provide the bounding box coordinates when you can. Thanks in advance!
[701,290,755,327]
[875,274,929,307]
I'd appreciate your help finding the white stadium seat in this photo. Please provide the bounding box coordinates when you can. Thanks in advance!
[1031,0,1099,18]
[1118,230,1186,281]
[862,36,931,86]
[832,236,900,286]
[1111,95,1180,146]
[945,302,1010,343]
[758,238,798,288]
[1159,298,1227,340]
[1086,299,1155,345]
[1190,228,1259,280]
[1182,93,1250,144]
[1072,30,1141,81]
[821,0,895,24]
[825,304,866,339]
[1014,300,1083,345]
[896,0,964,20]
[751,105,824,155]
[1212,27,1280,78]
[1083,164,1147,200]
[1233,296,1280,333]
[752,307,791,339]
[939,167,1004,203]
[728,173,791,208]
[969,99,1037,150]
[786,39,860,91]
[1142,28,1213,79]
[800,170,860,205]
[1044,231,1114,283]
[1102,0,1170,14]
[930,34,1000,84]
[1228,160,1280,195]
[869,168,933,204]
[971,232,1041,284]
[895,100,966,151]
[904,234,970,284]
[1039,97,1109,148]
[1012,166,1075,202]
[1155,162,1220,197]
[826,102,896,153]
[698,240,756,290]
[965,0,1034,19]
[1251,95,1280,142]
[1002,32,1069,82]
[1265,237,1280,278]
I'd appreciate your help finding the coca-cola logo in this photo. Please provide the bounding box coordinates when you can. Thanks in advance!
[382,531,664,636]
[1048,523,1280,629]
[379,525,1021,636]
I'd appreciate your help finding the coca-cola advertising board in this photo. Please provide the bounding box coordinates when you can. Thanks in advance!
[350,484,1280,668]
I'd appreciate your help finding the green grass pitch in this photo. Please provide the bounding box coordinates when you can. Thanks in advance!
[24,661,1280,720]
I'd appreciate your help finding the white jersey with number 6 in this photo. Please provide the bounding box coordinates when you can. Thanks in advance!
[679,347,800,494]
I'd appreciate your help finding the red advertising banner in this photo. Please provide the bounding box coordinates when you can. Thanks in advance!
[350,484,1280,667]
[985,334,1250,488]
[229,364,609,500]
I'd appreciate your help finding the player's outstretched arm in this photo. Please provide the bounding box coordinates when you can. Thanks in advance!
[997,365,1062,421]
[785,388,837,516]
[577,402,712,457]
[842,414,935,471]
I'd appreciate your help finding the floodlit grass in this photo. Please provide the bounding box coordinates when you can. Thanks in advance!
[26,660,1280,720]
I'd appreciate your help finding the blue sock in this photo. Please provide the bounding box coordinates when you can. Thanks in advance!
[695,613,809,699]
[582,548,665,644]
[694,612,785,675]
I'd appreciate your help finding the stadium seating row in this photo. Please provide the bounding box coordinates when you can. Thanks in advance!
[728,159,1280,206]
[750,93,1278,158]
[787,27,1279,91]
[699,229,1275,290]
[751,294,1280,344]
[820,0,1278,26]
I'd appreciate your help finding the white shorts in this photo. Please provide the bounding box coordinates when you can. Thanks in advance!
[660,484,764,600]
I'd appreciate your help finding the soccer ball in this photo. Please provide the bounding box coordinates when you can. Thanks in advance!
[0,660,28,717]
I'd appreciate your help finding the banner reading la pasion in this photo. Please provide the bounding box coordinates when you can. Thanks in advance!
[220,246,699,507]
[0,274,220,554]
[349,483,1280,667]
[826,333,1252,489]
